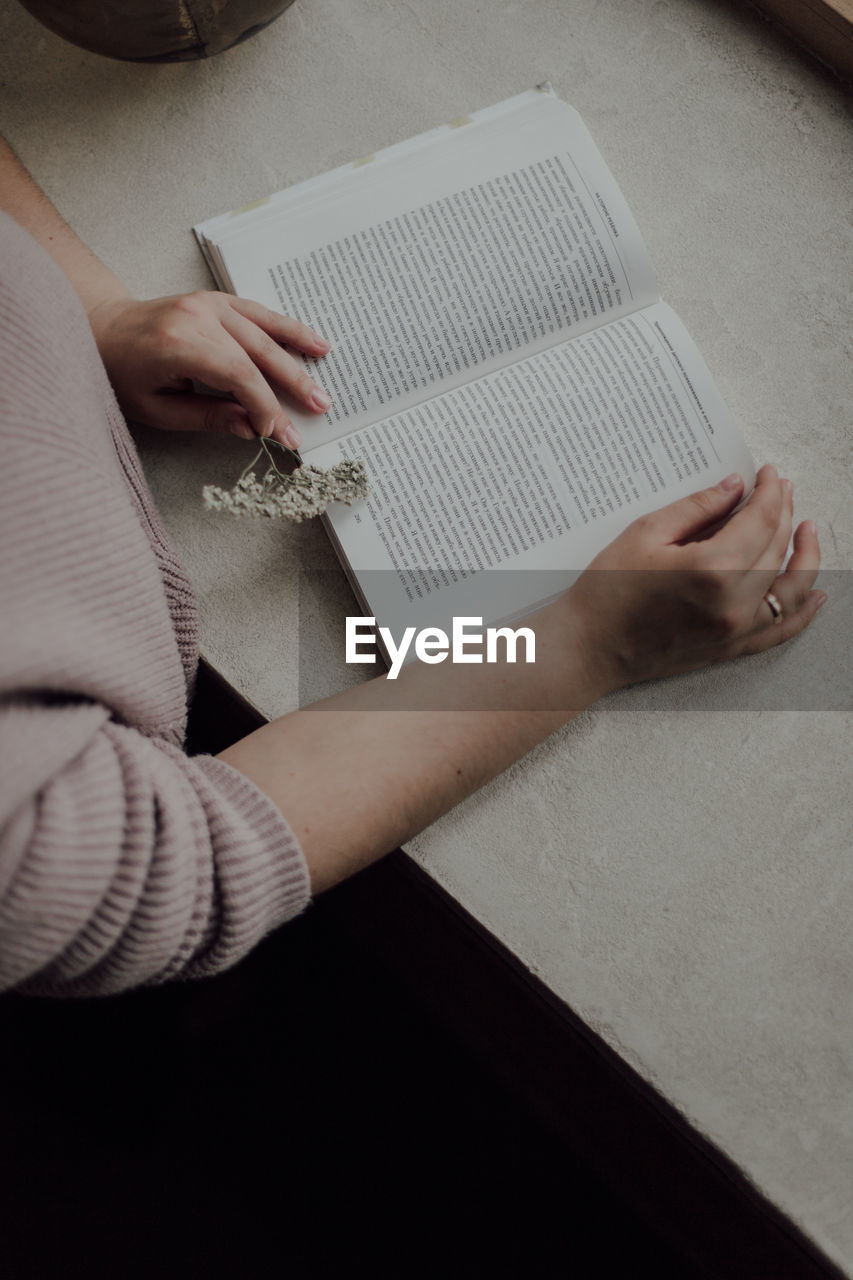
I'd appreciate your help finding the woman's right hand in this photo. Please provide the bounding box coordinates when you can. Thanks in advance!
[88,292,332,447]
[564,464,825,699]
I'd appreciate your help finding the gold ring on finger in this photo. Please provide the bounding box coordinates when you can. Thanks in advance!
[764,590,784,625]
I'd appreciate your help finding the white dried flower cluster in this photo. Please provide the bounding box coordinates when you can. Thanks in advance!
[203,457,368,523]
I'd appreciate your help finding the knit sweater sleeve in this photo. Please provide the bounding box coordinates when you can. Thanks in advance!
[0,700,310,996]
[0,212,311,996]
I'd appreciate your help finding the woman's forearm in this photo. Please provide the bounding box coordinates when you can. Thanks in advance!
[0,136,130,314]
[218,595,600,894]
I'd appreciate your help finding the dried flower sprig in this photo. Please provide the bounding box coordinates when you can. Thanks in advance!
[203,435,368,522]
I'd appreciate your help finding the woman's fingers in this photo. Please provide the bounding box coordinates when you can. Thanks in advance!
[749,519,822,632]
[702,464,785,568]
[220,307,333,415]
[751,477,793,576]
[721,475,796,623]
[226,295,330,358]
[642,466,786,572]
[184,328,301,444]
[741,588,826,655]
[134,391,259,439]
[641,472,745,545]
[785,518,821,576]
[711,481,818,643]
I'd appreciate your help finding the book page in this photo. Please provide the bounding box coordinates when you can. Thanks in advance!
[205,94,659,451]
[306,302,754,633]
[199,87,554,248]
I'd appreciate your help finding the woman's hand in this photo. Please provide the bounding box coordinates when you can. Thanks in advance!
[0,139,330,446]
[88,292,332,447]
[566,465,825,698]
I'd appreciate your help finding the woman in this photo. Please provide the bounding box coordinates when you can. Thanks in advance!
[0,138,824,996]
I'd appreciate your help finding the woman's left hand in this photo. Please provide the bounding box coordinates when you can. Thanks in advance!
[88,291,332,447]
[563,465,824,698]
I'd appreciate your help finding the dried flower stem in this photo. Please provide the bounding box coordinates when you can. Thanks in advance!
[203,432,368,523]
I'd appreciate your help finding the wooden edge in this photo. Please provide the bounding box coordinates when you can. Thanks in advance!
[737,0,853,83]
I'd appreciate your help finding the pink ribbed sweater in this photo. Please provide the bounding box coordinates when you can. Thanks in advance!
[0,212,311,996]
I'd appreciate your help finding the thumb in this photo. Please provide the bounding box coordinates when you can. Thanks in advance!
[136,392,258,439]
[651,473,744,544]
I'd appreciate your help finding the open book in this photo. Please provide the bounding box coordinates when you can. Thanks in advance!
[195,86,755,641]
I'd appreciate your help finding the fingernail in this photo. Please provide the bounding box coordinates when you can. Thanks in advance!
[284,424,302,449]
[259,417,277,438]
[805,520,818,539]
[310,388,332,412]
[719,473,741,491]
[816,593,828,610]
[230,422,256,441]
[782,478,793,496]
[313,334,330,351]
